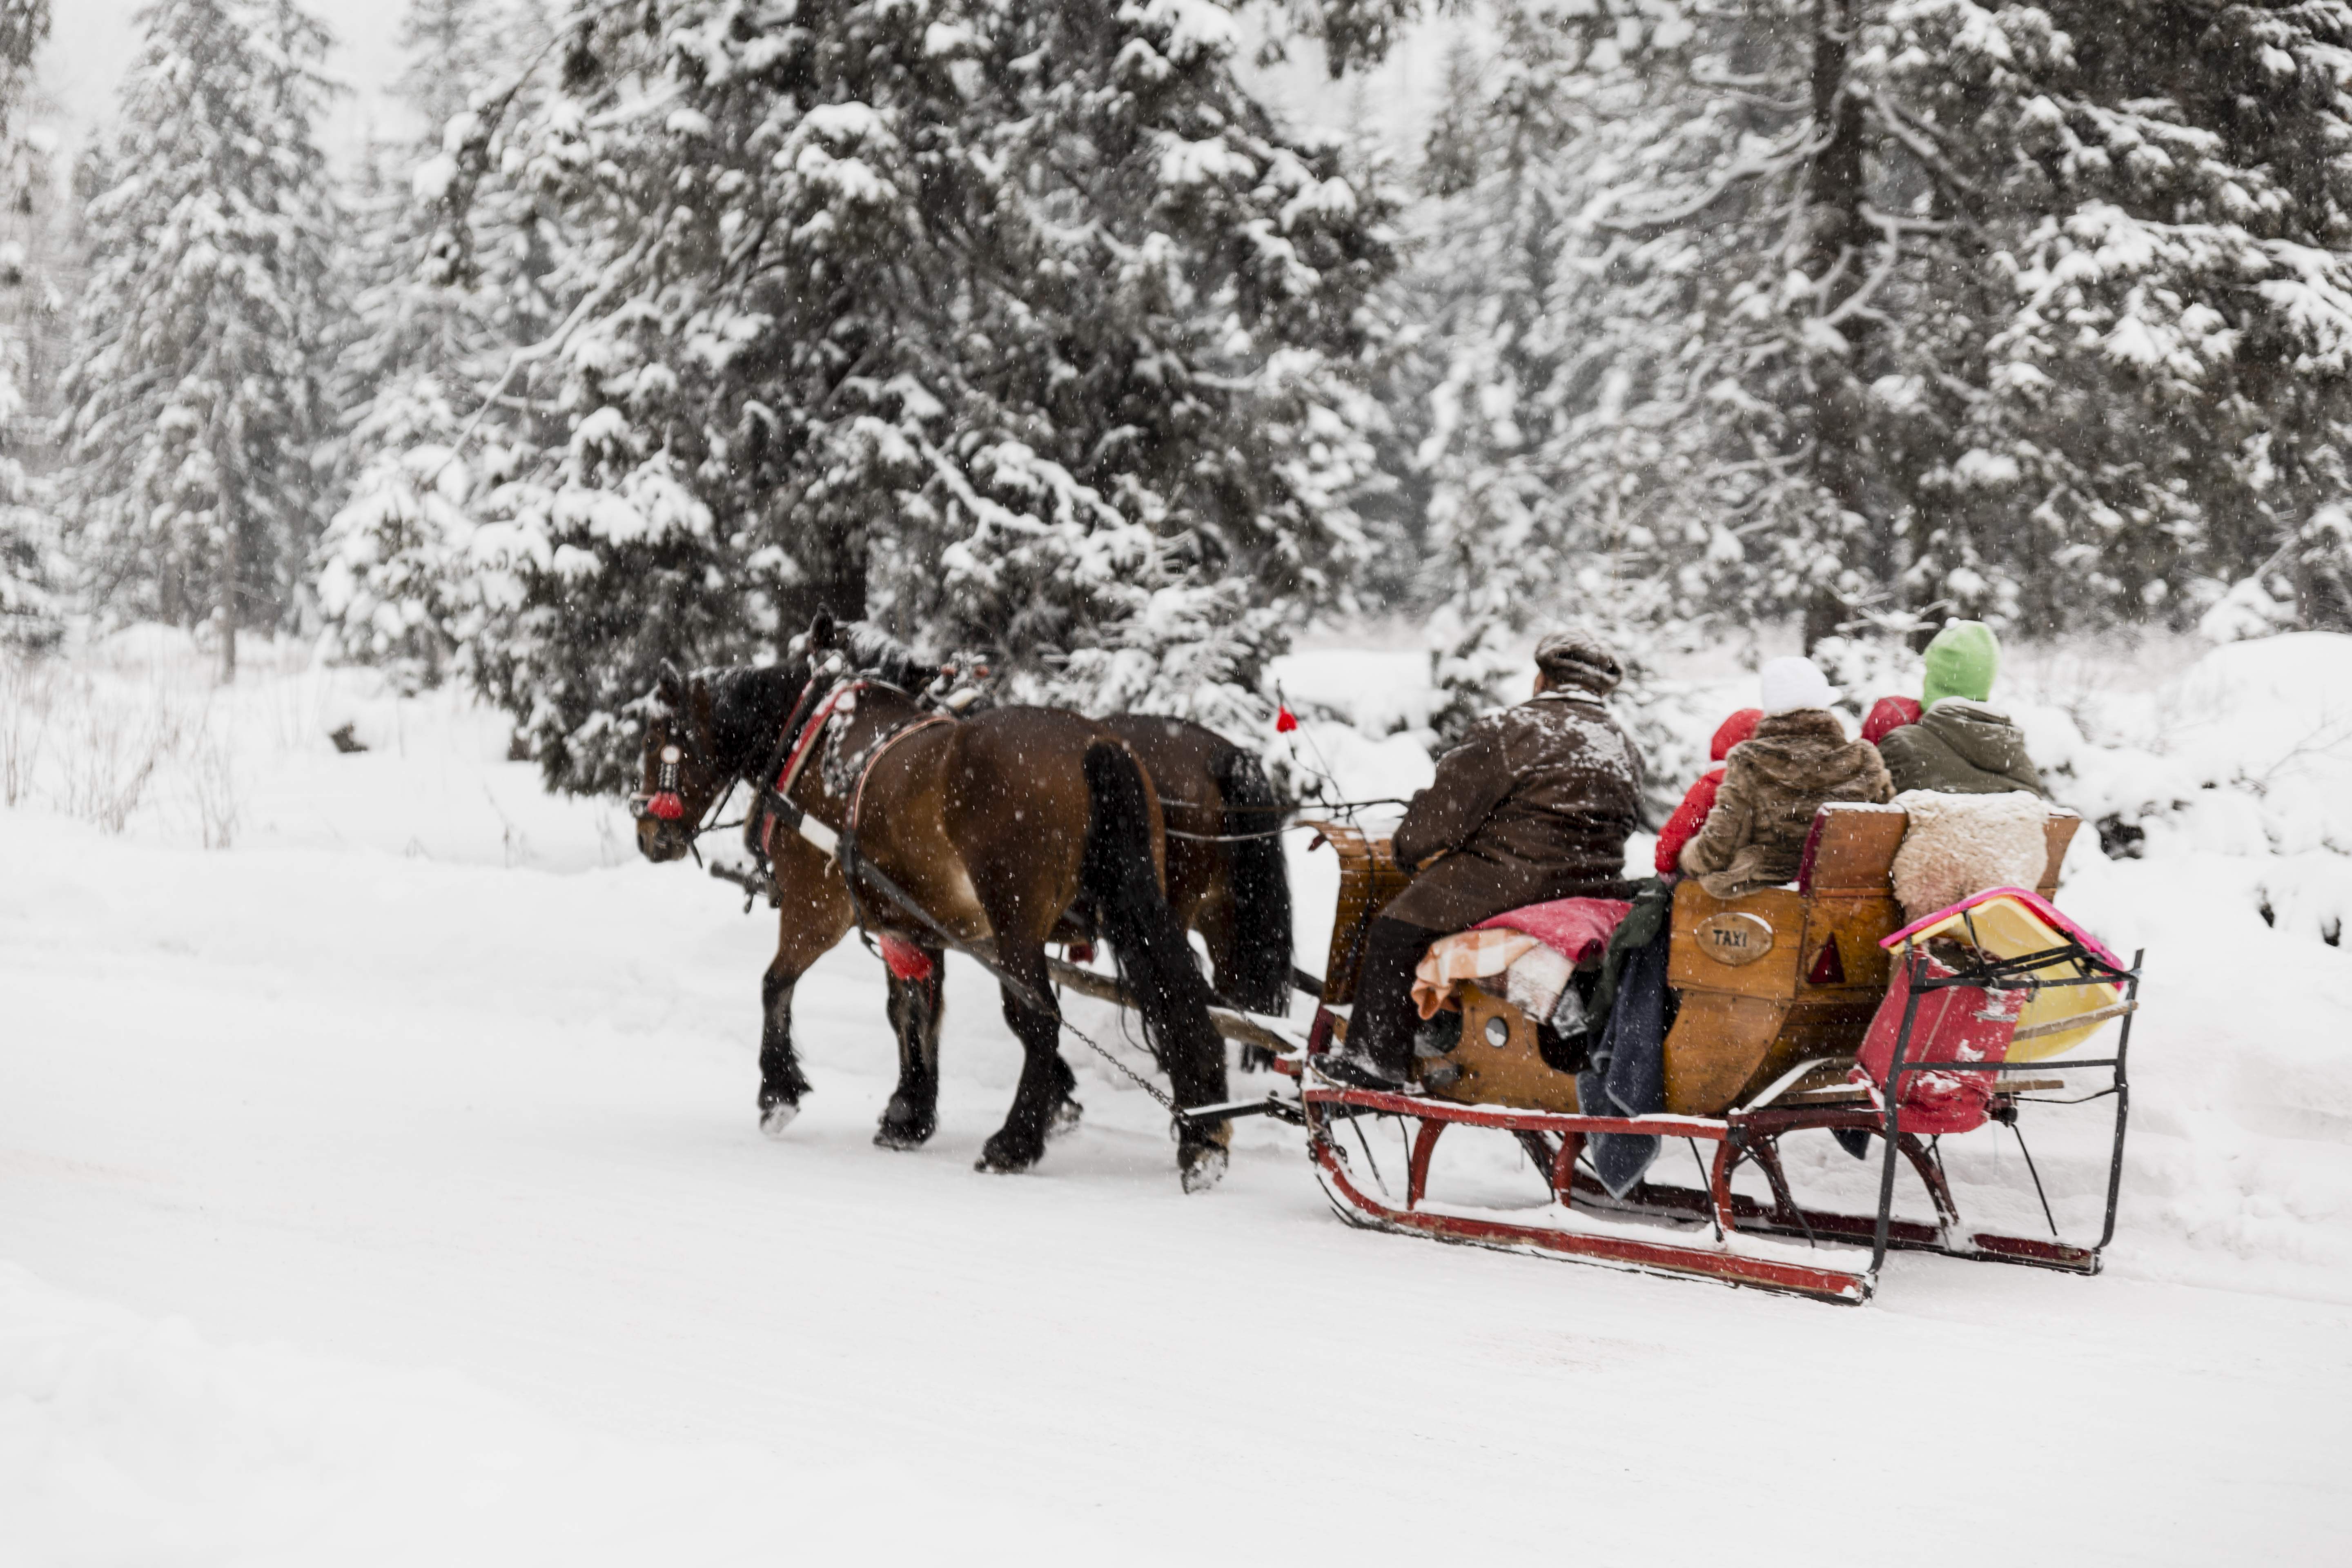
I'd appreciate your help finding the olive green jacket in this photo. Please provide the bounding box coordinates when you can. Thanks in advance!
[1877,699,2045,797]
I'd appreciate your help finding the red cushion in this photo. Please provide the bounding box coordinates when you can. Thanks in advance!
[1853,947,2025,1134]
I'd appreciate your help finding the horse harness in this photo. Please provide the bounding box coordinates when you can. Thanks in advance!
[744,675,1208,1125]
[753,679,949,863]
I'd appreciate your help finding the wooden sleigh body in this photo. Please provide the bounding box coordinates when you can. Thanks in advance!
[1291,809,2139,1304]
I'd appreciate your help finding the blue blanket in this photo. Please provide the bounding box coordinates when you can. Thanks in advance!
[1575,922,1670,1197]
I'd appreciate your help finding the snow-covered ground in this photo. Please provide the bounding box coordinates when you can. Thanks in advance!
[4,628,2351,1564]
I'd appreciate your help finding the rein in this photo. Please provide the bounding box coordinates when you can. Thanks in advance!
[1153,796,1416,844]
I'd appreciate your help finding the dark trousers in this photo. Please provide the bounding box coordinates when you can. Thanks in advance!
[1348,916,1439,1075]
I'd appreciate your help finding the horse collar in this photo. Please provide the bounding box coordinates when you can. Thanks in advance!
[771,678,867,808]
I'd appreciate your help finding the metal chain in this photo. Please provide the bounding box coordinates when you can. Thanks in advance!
[1054,1008,1192,1123]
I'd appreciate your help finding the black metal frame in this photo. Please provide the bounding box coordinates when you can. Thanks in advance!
[1869,933,2143,1273]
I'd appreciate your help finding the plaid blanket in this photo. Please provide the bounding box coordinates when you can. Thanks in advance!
[1410,896,1635,1021]
[1410,927,1540,1019]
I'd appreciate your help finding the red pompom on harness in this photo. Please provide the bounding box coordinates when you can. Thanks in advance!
[877,933,935,982]
[635,743,688,823]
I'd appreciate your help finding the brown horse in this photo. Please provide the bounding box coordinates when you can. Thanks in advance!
[1096,713,1294,1016]
[634,617,1242,1188]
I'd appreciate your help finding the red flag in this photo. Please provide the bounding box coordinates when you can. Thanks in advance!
[1275,704,1298,733]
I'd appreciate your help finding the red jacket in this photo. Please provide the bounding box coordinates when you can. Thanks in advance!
[1655,708,1763,876]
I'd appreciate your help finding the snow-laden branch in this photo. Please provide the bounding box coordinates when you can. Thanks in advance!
[420,233,660,488]
[1592,125,1817,236]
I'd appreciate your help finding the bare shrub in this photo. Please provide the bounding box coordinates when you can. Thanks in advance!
[54,685,182,835]
[190,722,240,849]
[0,650,49,807]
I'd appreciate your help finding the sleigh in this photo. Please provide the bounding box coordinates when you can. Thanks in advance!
[1288,809,2139,1304]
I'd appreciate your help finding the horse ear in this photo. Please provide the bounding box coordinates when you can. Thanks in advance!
[806,610,837,654]
[653,664,682,711]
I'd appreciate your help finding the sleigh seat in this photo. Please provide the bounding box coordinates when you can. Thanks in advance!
[1312,804,2082,1118]
[1659,802,2078,1114]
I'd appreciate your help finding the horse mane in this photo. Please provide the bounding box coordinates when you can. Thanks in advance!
[694,622,933,780]
[696,663,801,780]
[835,622,934,695]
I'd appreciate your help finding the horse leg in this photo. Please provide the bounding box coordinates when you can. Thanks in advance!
[756,841,856,1137]
[1075,741,1234,1192]
[1162,1011,1234,1194]
[757,964,814,1135]
[1195,893,1274,1073]
[976,940,1067,1175]
[875,950,946,1149]
[1046,1047,1084,1139]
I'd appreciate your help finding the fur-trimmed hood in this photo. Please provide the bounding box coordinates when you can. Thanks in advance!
[1679,707,1895,898]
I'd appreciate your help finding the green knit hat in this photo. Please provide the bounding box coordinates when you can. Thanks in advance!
[1922,619,2000,707]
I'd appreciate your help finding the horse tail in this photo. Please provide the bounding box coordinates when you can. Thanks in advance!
[1209,745,1294,1014]
[1079,739,1224,1101]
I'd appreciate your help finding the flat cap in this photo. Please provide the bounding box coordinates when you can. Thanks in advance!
[1533,629,1622,696]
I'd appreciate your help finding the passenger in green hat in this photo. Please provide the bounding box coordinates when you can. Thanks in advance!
[1921,618,2001,708]
[1876,619,2046,796]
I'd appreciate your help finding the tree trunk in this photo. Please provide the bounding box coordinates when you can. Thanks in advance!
[770,490,869,643]
[1803,586,1846,652]
[212,412,239,685]
[216,508,238,684]
[1800,0,1873,655]
[2295,510,2352,632]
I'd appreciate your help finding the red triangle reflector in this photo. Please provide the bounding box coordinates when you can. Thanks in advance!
[1807,937,1846,986]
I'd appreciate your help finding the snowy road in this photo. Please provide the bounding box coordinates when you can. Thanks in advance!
[5,798,2349,1565]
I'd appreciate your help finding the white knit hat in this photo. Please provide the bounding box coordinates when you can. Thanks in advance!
[1759,656,1838,715]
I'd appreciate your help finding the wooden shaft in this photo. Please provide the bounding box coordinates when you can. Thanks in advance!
[1044,956,1296,1057]
[2008,1000,2137,1044]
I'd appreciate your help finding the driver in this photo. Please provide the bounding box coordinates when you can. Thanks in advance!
[1318,629,1644,1091]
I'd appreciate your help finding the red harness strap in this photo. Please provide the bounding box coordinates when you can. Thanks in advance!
[848,714,955,983]
[761,680,866,860]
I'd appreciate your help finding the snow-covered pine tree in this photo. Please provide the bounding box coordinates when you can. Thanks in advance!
[321,0,557,688]
[59,0,343,680]
[1872,1,2352,637]
[1394,11,1629,741]
[0,0,55,649]
[1400,1,2352,655]
[428,0,1394,792]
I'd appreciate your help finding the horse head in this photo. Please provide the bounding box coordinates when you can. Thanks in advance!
[632,664,726,863]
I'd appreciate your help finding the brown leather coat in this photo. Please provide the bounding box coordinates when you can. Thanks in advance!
[1678,708,1894,899]
[1385,690,1645,931]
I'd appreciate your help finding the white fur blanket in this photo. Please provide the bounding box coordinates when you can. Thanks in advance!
[1890,790,2050,923]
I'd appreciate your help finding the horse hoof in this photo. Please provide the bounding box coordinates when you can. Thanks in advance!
[1178,1141,1229,1194]
[1045,1095,1084,1141]
[759,1100,801,1138]
[873,1116,935,1151]
[976,1132,1043,1174]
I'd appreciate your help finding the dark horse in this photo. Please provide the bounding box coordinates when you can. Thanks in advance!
[635,618,1272,1190]
[1096,713,1293,1017]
